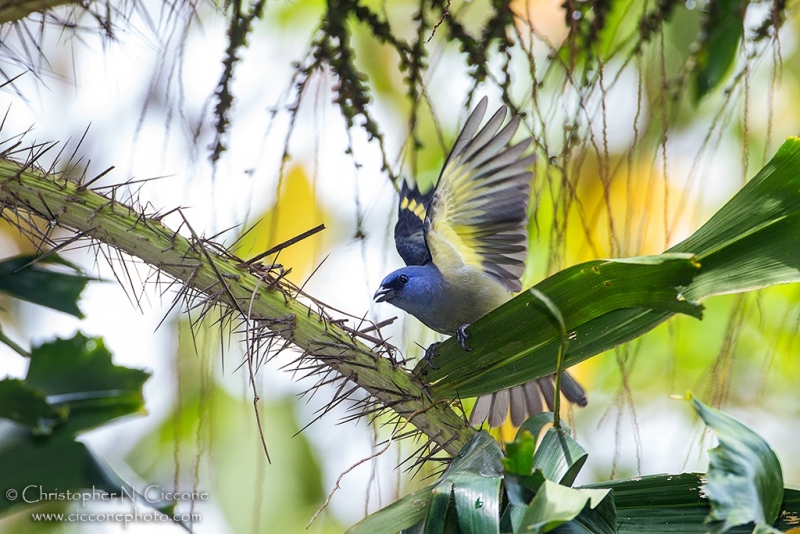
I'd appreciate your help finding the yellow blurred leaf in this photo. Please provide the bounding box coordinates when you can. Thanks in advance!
[235,166,327,284]
[568,159,698,263]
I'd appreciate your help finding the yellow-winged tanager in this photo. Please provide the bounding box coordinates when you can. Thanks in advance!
[374,97,587,427]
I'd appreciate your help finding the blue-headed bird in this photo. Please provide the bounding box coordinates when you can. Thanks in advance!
[374,97,587,427]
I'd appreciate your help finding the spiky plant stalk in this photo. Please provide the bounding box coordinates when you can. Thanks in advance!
[0,147,476,457]
[0,0,81,24]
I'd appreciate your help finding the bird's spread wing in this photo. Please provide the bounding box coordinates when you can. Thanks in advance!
[394,179,433,266]
[425,97,534,292]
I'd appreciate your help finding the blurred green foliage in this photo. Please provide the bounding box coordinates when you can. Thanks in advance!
[124,320,344,533]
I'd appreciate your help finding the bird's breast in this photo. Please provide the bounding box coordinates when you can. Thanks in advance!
[420,267,512,335]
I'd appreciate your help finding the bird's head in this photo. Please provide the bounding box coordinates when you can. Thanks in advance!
[373,269,412,304]
[373,265,440,307]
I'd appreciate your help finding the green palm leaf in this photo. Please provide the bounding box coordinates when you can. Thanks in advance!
[422,137,800,398]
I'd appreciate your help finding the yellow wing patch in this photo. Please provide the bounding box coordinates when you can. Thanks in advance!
[427,165,483,271]
[401,196,427,221]
[429,222,483,273]
[425,99,534,293]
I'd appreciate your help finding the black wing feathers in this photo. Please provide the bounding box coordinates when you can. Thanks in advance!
[394,180,433,266]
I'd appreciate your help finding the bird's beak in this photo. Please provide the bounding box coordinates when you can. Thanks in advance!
[374,286,394,303]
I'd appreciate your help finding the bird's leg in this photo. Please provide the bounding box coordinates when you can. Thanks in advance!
[457,323,472,352]
[423,342,441,370]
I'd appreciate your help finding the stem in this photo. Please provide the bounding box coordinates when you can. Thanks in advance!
[0,0,81,25]
[529,287,568,429]
[553,336,564,430]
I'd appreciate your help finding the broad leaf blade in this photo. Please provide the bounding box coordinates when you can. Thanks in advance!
[451,474,501,534]
[27,332,149,433]
[503,425,546,513]
[356,432,503,534]
[424,481,454,534]
[503,430,535,477]
[421,138,800,399]
[673,139,800,298]
[504,470,546,509]
[0,378,66,433]
[0,254,94,318]
[568,495,617,534]
[344,485,434,534]
[499,502,527,533]
[583,473,711,532]
[691,396,784,532]
[423,254,701,397]
[512,413,587,487]
[0,427,175,518]
[582,474,800,533]
[517,412,560,441]
[533,428,587,487]
[428,432,503,534]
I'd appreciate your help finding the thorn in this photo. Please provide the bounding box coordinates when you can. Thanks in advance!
[244,223,325,265]
[75,165,113,191]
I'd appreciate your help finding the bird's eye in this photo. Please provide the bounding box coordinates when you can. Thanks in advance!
[399,274,409,285]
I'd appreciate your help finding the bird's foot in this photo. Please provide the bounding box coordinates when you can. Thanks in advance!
[457,323,472,352]
[423,342,441,370]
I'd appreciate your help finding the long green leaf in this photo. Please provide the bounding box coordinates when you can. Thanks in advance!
[499,502,527,533]
[422,254,701,397]
[584,473,710,533]
[691,396,784,533]
[451,474,502,534]
[503,415,590,532]
[503,419,550,517]
[533,428,587,487]
[345,485,434,534]
[351,432,503,534]
[424,480,453,534]
[517,412,561,441]
[567,495,618,534]
[512,413,587,487]
[582,474,800,533]
[422,138,800,399]
[503,429,535,477]
[506,413,577,480]
[425,432,503,534]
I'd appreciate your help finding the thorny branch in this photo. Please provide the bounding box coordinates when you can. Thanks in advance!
[0,145,477,457]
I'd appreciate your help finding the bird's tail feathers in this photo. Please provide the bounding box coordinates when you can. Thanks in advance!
[468,371,587,428]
